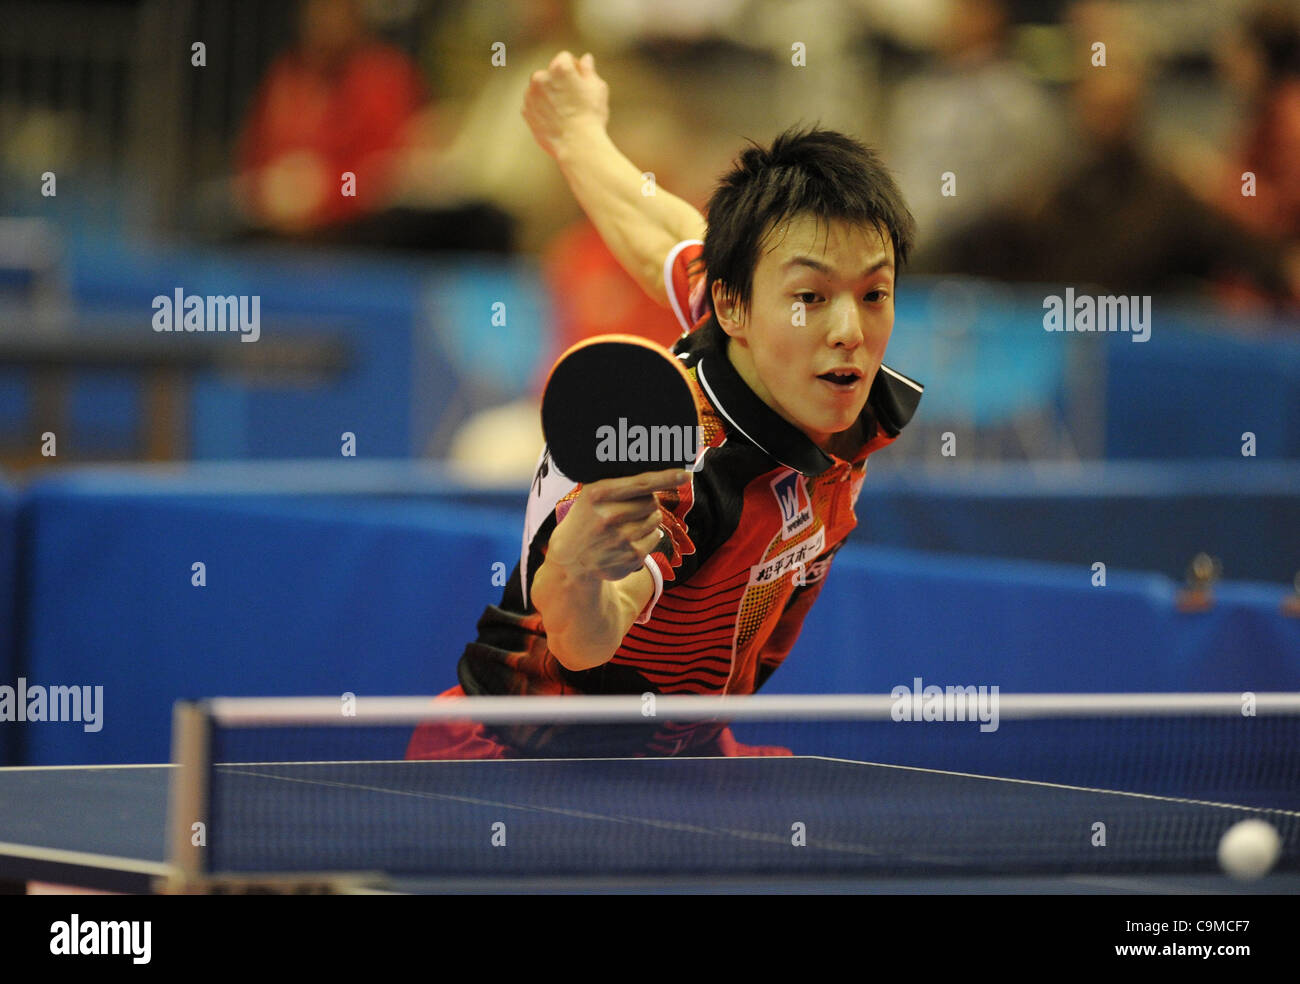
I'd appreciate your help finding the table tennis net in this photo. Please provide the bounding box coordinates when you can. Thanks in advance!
[178,694,1300,882]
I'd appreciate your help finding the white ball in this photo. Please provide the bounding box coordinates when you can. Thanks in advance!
[1217,819,1282,880]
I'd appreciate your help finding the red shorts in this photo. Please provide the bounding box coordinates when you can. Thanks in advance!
[404,686,512,760]
[404,686,792,760]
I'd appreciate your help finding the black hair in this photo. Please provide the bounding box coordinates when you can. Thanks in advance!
[1246,4,1300,83]
[702,125,916,322]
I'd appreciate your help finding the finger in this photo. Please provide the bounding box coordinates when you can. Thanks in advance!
[586,496,661,533]
[579,52,595,75]
[549,50,576,72]
[634,512,665,543]
[587,468,688,502]
[604,506,663,542]
[631,526,663,557]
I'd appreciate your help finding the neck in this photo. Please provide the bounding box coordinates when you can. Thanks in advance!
[821,418,865,459]
[724,334,863,458]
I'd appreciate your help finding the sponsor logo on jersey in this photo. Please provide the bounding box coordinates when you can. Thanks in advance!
[770,470,812,540]
[749,528,825,586]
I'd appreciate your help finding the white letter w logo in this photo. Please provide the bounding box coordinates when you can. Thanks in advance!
[777,483,800,521]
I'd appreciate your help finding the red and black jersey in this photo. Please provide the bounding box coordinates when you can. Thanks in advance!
[455,240,923,754]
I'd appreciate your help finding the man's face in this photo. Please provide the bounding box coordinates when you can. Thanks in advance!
[713,214,896,451]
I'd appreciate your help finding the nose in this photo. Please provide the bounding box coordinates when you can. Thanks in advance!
[826,296,865,349]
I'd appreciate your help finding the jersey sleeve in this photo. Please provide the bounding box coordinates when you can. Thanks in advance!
[630,467,712,623]
[664,239,709,336]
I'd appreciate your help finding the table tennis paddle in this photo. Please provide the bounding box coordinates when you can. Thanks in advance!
[541,334,701,484]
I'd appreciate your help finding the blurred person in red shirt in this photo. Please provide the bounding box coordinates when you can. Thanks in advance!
[1213,4,1300,243]
[1212,3,1300,313]
[235,0,426,235]
[1168,3,1300,311]
[542,221,681,361]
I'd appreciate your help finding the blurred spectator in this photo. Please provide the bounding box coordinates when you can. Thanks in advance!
[885,0,1065,268]
[235,0,426,235]
[1206,3,1300,243]
[393,0,589,254]
[1189,3,1300,309]
[935,1,1298,305]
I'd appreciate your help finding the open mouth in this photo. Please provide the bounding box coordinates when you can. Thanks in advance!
[817,370,862,387]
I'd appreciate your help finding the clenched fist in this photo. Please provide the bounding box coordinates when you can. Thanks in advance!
[522,50,610,159]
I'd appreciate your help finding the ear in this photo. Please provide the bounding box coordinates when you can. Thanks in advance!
[711,281,745,337]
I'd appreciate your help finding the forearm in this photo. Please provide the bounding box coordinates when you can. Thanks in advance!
[554,121,706,301]
[532,559,652,671]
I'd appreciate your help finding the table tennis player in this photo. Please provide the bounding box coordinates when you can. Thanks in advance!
[407,51,923,760]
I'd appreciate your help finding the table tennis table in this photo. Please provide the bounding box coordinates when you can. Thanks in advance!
[2,757,1296,894]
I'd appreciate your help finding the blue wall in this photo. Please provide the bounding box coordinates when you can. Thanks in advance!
[778,545,1299,694]
[854,460,1300,583]
[4,462,1297,765]
[1105,323,1300,460]
[16,484,519,764]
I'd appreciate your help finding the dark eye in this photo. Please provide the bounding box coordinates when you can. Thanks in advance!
[865,290,889,303]
[795,292,819,304]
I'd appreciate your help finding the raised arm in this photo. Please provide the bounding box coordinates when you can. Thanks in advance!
[522,51,706,302]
